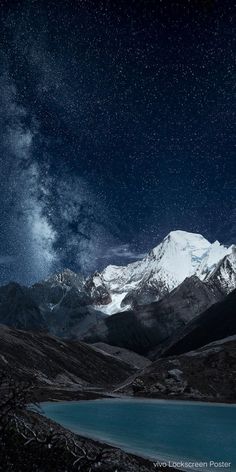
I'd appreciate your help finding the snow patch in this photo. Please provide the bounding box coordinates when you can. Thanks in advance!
[95,292,130,315]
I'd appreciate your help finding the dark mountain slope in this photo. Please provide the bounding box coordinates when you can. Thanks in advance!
[159,289,236,358]
[0,324,133,392]
[118,335,236,403]
[40,287,107,339]
[82,276,223,355]
[30,269,108,339]
[0,282,46,330]
[0,277,107,339]
[92,342,151,369]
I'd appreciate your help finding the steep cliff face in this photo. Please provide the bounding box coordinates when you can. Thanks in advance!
[206,251,236,295]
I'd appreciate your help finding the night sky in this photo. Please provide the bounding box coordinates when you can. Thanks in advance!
[0,0,235,285]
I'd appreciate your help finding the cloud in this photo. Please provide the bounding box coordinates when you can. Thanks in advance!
[101,244,146,261]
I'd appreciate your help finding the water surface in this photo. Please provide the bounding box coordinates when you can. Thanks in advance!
[42,398,236,470]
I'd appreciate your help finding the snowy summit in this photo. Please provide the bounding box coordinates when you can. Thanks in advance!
[90,230,235,314]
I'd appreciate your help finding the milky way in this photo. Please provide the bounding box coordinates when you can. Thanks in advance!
[0,63,118,283]
[0,0,235,285]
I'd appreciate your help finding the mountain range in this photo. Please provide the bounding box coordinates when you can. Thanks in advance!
[0,230,235,348]
[0,229,236,405]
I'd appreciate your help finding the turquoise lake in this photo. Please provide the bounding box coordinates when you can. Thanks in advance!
[41,398,236,471]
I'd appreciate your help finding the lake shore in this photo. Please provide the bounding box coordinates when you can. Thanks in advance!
[26,408,178,472]
[34,384,236,405]
[39,397,236,472]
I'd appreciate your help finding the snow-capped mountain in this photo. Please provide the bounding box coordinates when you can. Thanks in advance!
[0,230,235,341]
[27,230,235,318]
[89,230,235,314]
[207,250,236,295]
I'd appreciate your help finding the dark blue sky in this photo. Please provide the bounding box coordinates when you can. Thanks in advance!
[0,0,235,285]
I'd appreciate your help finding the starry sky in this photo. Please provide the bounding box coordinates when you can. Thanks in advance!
[0,0,235,285]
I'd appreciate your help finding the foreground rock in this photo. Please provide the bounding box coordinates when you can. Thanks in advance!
[0,324,134,400]
[118,336,236,402]
[5,408,178,472]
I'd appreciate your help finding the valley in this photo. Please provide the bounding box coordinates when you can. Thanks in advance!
[0,230,235,403]
[0,230,236,471]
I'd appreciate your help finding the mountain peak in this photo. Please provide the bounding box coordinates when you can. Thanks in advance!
[94,230,234,314]
[46,268,84,288]
[151,230,211,267]
[165,230,210,248]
